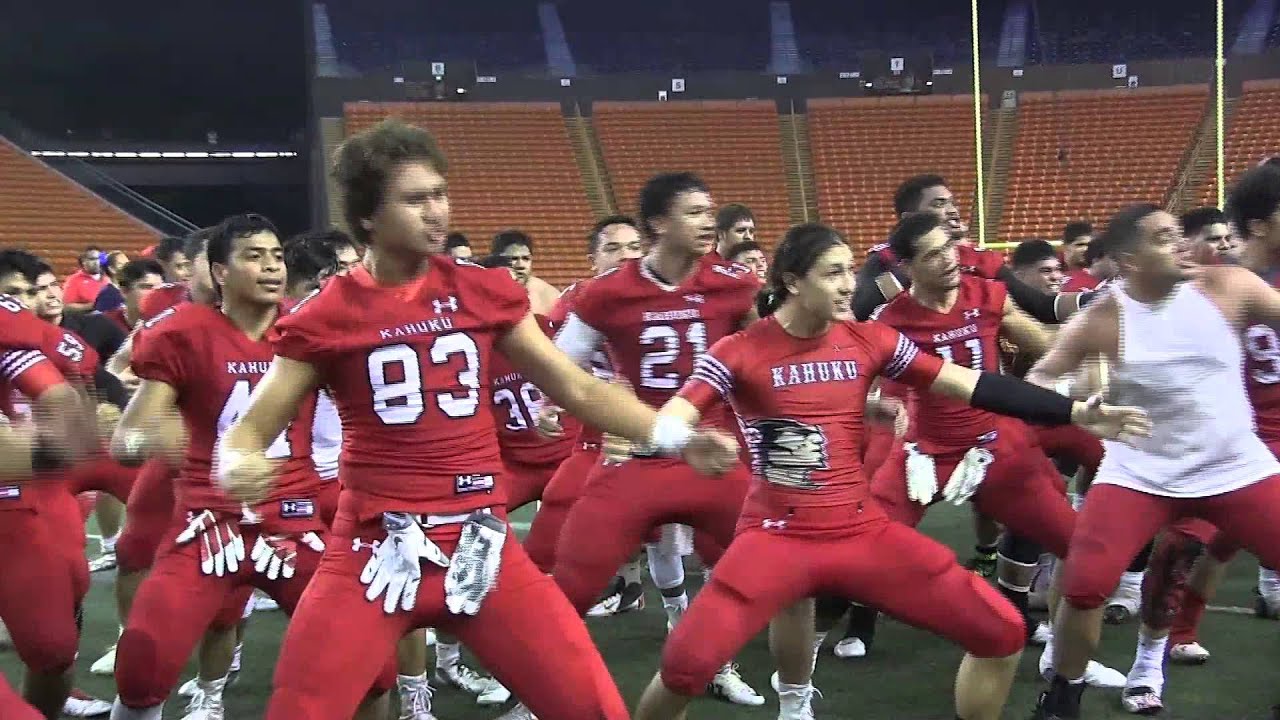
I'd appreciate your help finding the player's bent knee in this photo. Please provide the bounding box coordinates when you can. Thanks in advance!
[114,629,175,708]
[658,635,723,696]
[998,533,1042,566]
[950,568,1026,658]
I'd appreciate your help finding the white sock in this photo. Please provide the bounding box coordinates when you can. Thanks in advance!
[109,698,164,720]
[645,544,686,589]
[661,592,688,630]
[436,641,460,669]
[230,643,243,673]
[1260,567,1280,596]
[620,558,643,585]
[197,674,229,703]
[1128,630,1167,692]
[810,631,828,673]
[1042,634,1056,667]
[102,533,118,553]
[398,672,429,695]
[1118,571,1143,594]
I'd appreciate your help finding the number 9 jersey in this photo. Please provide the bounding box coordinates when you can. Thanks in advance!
[272,257,530,516]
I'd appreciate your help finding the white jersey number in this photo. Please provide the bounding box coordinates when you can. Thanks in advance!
[493,382,543,432]
[218,379,292,459]
[638,322,707,390]
[936,338,984,371]
[368,333,481,425]
[1246,325,1280,385]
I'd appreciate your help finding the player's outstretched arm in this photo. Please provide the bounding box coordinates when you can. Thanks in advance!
[0,416,34,479]
[1000,295,1054,358]
[106,333,141,393]
[111,379,184,466]
[217,356,319,502]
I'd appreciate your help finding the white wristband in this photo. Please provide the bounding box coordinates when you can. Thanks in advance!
[214,446,246,491]
[650,415,694,456]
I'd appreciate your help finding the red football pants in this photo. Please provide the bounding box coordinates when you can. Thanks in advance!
[871,434,1074,558]
[0,488,88,675]
[503,454,561,512]
[552,457,748,614]
[660,506,1025,695]
[266,512,627,720]
[115,459,176,573]
[861,424,899,476]
[1062,478,1280,610]
[522,445,598,573]
[66,454,137,503]
[114,519,334,708]
[1033,425,1103,473]
[0,675,41,720]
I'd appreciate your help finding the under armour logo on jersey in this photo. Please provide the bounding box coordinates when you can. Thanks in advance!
[0,485,20,500]
[433,296,459,314]
[963,308,981,319]
[683,294,706,304]
[279,499,315,519]
[761,518,788,530]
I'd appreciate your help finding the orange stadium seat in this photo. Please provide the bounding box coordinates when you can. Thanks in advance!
[807,95,982,258]
[1197,80,1280,209]
[1001,85,1207,240]
[592,100,790,252]
[343,102,596,288]
[0,137,160,274]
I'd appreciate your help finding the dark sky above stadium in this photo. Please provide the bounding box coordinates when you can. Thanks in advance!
[1,0,306,143]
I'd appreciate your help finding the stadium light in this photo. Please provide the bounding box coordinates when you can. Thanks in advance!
[30,150,299,159]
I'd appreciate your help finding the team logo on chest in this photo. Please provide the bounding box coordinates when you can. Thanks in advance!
[433,296,459,314]
[963,308,981,320]
[226,360,272,375]
[745,418,830,490]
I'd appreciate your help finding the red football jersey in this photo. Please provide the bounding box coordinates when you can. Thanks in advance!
[272,257,529,515]
[679,317,942,513]
[489,314,577,466]
[867,242,1005,281]
[0,296,91,418]
[563,257,758,425]
[138,283,191,323]
[1060,269,1103,292]
[872,275,1008,451]
[132,303,320,519]
[1244,271,1280,443]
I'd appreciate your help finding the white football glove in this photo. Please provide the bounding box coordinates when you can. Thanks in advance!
[175,510,246,577]
[904,443,938,506]
[250,532,325,580]
[444,512,507,616]
[360,512,449,614]
[942,447,994,506]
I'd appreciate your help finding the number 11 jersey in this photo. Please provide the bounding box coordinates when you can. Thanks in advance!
[272,257,530,516]
[562,256,758,424]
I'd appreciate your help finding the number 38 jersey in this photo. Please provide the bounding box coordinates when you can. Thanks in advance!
[871,274,1007,451]
[132,303,320,516]
[557,256,759,425]
[488,314,577,466]
[1244,270,1280,443]
[273,257,530,516]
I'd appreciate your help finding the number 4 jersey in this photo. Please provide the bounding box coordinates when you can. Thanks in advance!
[557,256,759,423]
[132,302,320,518]
[871,274,1007,452]
[273,257,530,516]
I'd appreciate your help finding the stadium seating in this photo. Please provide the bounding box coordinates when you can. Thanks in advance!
[793,0,997,68]
[1197,79,1280,208]
[1031,0,1241,63]
[593,100,790,251]
[0,136,160,274]
[807,95,980,256]
[343,102,596,288]
[1000,85,1207,240]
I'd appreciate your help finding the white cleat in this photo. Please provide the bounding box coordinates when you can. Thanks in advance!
[777,683,818,720]
[1169,642,1210,665]
[587,592,623,617]
[1039,649,1127,688]
[832,637,866,659]
[179,677,200,698]
[1030,621,1053,647]
[88,552,118,573]
[493,702,537,720]
[436,662,510,705]
[89,644,117,675]
[252,593,280,612]
[181,690,225,720]
[708,664,765,706]
[62,689,111,717]
[399,683,439,720]
[1120,685,1164,715]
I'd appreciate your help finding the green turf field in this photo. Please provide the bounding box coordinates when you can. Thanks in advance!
[4,502,1277,719]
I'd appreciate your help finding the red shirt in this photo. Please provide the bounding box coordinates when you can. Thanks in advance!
[872,275,1009,452]
[63,269,108,305]
[138,283,191,323]
[679,317,941,516]
[272,257,529,517]
[1060,269,1103,292]
[488,314,577,466]
[131,303,321,527]
[102,307,131,332]
[564,257,758,433]
[1244,270,1280,443]
[867,243,1006,281]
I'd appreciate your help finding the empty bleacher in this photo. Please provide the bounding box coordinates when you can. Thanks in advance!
[592,100,790,252]
[807,95,980,256]
[0,137,160,274]
[1000,85,1207,240]
[1197,80,1280,208]
[342,102,596,287]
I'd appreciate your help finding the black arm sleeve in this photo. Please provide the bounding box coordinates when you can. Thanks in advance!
[996,266,1060,324]
[970,372,1075,426]
[94,365,130,409]
[853,252,910,321]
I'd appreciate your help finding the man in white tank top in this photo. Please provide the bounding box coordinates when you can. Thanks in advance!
[1024,203,1280,720]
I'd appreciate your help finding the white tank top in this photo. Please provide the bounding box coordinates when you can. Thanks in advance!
[312,389,341,481]
[1098,281,1280,497]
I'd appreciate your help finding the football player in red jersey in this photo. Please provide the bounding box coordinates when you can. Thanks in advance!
[215,119,734,720]
[106,214,393,720]
[553,172,768,705]
[713,203,756,259]
[491,230,560,315]
[631,223,1148,720]
[0,296,102,718]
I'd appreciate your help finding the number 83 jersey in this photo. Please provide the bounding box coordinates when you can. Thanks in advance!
[560,256,759,422]
[872,274,1008,452]
[272,257,530,516]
